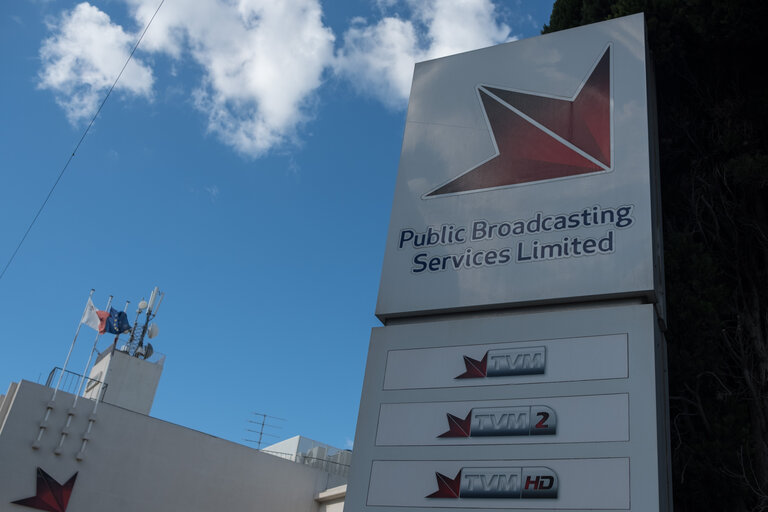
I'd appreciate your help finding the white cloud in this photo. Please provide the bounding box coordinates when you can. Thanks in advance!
[38,2,154,123]
[334,0,514,108]
[38,0,515,157]
[333,16,419,109]
[415,0,513,57]
[39,0,334,157]
[124,0,335,157]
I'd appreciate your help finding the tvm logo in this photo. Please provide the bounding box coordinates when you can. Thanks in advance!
[457,346,546,379]
[438,405,557,438]
[427,466,558,499]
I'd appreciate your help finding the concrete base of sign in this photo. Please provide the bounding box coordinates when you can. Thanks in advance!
[347,302,671,511]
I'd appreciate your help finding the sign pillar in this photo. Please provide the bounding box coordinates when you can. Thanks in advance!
[348,13,671,512]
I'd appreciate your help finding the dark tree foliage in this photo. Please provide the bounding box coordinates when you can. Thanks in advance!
[544,1,768,510]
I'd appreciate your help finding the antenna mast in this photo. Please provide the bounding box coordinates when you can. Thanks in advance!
[244,412,285,449]
[121,286,164,358]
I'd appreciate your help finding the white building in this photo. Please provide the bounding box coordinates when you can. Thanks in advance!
[0,346,347,511]
[263,436,352,479]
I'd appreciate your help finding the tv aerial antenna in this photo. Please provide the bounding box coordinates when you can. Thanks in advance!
[244,412,285,449]
[121,286,164,359]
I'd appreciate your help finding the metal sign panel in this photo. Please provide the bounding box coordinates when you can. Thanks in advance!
[376,13,661,319]
[346,303,670,511]
[368,458,627,508]
[383,333,627,389]
[376,394,628,446]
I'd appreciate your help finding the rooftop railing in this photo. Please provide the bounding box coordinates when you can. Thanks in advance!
[260,450,351,478]
[45,367,108,401]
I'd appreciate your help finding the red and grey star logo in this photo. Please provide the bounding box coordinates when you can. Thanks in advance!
[426,45,612,197]
[456,352,488,379]
[426,470,462,498]
[11,468,77,512]
[438,411,472,438]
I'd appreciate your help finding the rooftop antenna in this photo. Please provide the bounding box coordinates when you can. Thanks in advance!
[136,286,163,358]
[244,412,285,450]
[122,286,163,358]
[125,298,145,351]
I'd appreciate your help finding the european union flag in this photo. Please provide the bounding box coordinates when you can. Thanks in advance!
[105,307,132,335]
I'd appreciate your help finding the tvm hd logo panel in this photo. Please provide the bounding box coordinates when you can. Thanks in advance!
[365,457,631,509]
[427,466,559,499]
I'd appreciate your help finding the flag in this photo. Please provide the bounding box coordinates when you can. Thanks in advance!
[105,307,131,335]
[81,298,110,333]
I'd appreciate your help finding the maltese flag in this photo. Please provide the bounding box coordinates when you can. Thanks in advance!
[81,298,109,333]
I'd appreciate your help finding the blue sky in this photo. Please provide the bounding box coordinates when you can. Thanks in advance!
[0,0,553,451]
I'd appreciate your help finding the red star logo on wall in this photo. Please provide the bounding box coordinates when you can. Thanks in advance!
[12,468,77,512]
[426,46,611,197]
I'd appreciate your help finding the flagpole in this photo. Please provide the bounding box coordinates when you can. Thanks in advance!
[33,288,97,449]
[52,288,95,402]
[73,295,112,408]
[54,295,113,453]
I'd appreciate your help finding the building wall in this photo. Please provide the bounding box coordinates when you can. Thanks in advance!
[0,382,19,432]
[316,484,346,512]
[0,381,343,512]
[83,349,163,415]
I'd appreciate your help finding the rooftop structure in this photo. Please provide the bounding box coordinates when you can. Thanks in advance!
[0,288,348,511]
[263,435,352,479]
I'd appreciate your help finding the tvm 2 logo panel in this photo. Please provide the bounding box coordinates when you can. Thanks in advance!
[439,405,556,438]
